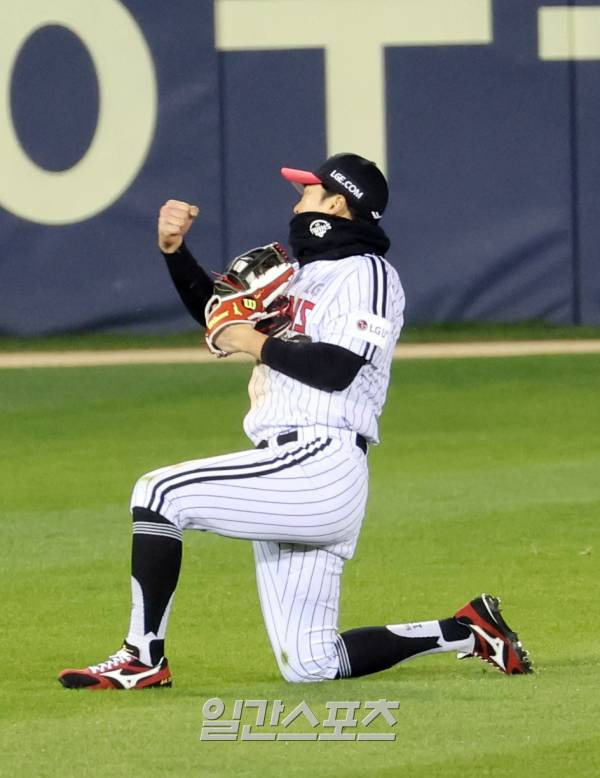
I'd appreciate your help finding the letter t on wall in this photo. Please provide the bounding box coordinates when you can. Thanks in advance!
[215,0,492,171]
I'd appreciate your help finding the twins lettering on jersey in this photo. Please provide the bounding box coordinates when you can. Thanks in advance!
[286,296,391,346]
[288,295,315,334]
[245,254,405,445]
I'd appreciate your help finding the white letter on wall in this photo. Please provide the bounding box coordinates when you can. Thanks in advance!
[216,0,492,171]
[0,0,157,225]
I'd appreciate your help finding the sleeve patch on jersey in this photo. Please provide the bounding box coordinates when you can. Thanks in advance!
[351,311,392,349]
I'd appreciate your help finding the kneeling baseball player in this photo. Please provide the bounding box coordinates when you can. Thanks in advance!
[60,153,531,689]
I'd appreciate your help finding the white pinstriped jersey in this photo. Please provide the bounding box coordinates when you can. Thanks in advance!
[244,253,405,445]
[127,252,405,684]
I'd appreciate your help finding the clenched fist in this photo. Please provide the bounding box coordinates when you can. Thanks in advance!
[158,199,200,253]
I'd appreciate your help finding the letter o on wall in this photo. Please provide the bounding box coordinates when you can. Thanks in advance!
[0,0,158,225]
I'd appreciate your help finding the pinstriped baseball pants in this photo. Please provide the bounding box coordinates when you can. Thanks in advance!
[130,434,368,682]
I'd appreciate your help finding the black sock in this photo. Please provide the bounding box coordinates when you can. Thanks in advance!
[336,627,440,678]
[129,507,182,665]
[336,618,472,678]
[439,617,471,642]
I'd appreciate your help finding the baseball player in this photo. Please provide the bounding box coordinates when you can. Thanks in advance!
[60,153,530,689]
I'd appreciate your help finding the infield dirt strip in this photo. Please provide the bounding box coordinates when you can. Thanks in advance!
[1,340,599,369]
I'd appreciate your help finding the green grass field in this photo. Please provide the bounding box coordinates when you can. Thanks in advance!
[1,355,599,777]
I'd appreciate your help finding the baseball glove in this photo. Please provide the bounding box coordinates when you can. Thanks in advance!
[204,242,295,357]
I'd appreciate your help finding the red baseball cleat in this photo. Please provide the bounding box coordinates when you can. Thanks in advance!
[455,594,532,675]
[59,642,172,690]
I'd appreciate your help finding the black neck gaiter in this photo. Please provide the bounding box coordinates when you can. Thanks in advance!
[288,212,391,265]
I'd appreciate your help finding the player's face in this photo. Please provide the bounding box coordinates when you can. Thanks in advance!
[293,184,336,215]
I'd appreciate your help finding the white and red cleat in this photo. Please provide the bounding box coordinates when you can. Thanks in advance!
[59,642,171,690]
[455,594,532,675]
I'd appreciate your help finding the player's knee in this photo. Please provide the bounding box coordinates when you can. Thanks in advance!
[131,506,178,530]
[276,643,338,683]
[278,662,334,684]
[276,662,305,683]
[130,463,186,528]
[130,471,154,512]
[130,470,177,523]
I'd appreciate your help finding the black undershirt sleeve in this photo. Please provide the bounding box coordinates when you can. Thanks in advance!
[161,242,214,326]
[162,242,366,391]
[261,337,367,392]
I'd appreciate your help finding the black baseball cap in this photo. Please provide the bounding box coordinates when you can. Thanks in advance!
[281,153,388,221]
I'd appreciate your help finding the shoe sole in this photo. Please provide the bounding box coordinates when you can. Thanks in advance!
[483,594,532,674]
[58,672,172,690]
[59,678,172,690]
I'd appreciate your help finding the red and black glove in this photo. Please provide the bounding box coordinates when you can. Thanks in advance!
[204,243,295,357]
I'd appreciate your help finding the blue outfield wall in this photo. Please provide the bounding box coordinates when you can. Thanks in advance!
[0,0,598,335]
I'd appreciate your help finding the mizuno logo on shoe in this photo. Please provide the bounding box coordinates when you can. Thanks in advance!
[102,666,159,689]
[469,624,507,671]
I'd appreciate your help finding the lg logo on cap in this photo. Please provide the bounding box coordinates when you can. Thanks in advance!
[329,170,364,200]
